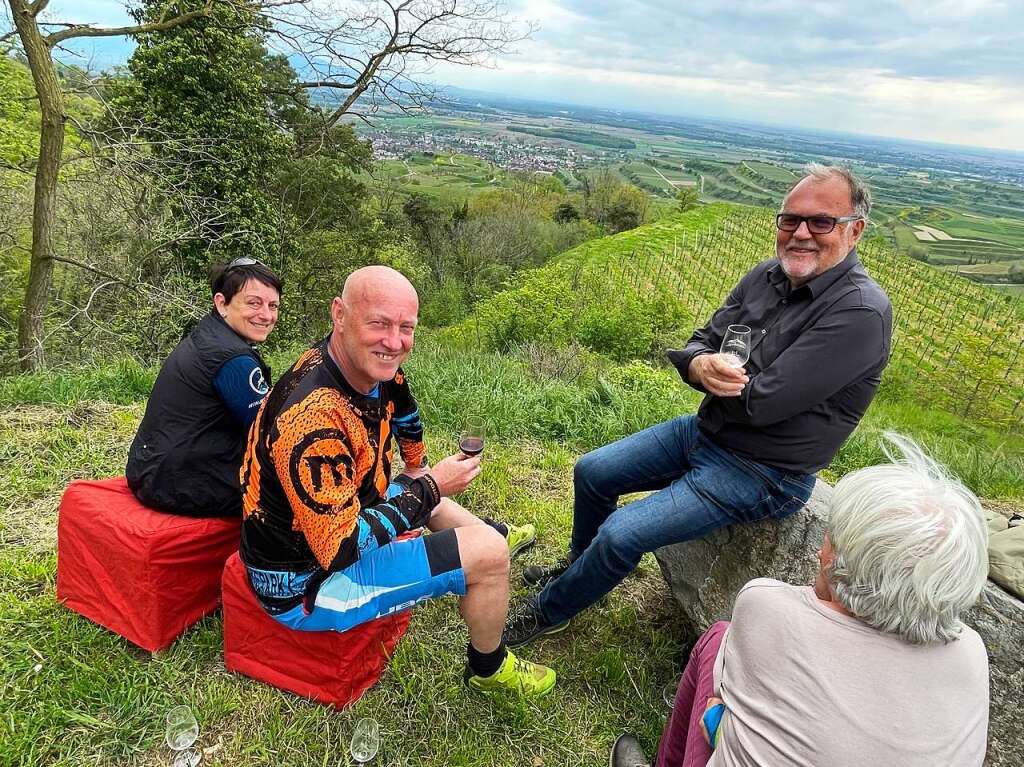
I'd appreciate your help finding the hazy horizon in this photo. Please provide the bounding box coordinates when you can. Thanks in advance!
[26,0,1024,155]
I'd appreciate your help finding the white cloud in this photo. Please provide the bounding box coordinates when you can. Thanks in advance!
[437,0,1024,150]
[27,0,1024,150]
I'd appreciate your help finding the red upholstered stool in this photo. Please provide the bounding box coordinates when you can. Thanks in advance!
[56,477,241,652]
[222,552,411,708]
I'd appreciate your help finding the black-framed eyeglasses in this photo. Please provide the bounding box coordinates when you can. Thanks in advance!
[775,214,862,234]
[226,256,262,269]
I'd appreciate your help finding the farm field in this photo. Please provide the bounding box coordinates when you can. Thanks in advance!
[356,99,1024,296]
[463,206,1024,429]
[373,153,505,200]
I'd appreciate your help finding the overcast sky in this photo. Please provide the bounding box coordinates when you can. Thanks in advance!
[37,0,1024,152]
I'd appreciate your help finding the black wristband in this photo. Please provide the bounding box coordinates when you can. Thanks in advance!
[420,473,441,507]
[403,474,440,529]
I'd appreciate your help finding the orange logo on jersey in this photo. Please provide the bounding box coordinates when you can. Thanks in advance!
[288,428,356,514]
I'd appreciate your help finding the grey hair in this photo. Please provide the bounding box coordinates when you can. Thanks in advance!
[826,433,988,645]
[797,163,872,220]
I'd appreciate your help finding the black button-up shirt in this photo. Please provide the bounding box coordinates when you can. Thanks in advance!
[667,249,892,474]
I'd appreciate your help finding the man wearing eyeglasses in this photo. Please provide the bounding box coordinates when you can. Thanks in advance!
[505,164,893,650]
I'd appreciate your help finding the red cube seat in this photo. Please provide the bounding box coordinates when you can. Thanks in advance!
[56,477,241,652]
[222,552,411,708]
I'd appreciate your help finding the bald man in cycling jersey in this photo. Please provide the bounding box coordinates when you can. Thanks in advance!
[240,266,555,696]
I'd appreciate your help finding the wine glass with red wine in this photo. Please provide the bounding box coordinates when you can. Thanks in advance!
[459,416,485,457]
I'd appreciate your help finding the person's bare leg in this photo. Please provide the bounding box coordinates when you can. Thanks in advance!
[454,524,509,652]
[428,497,485,532]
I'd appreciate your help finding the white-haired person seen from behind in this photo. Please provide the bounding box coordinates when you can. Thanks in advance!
[612,434,991,767]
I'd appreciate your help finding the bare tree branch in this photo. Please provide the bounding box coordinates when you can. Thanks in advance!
[26,0,51,17]
[263,0,531,127]
[46,1,214,46]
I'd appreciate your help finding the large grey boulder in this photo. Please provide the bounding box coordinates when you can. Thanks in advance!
[654,481,1024,767]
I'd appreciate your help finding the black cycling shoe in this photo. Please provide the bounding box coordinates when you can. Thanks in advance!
[522,555,575,588]
[609,733,650,767]
[503,596,570,648]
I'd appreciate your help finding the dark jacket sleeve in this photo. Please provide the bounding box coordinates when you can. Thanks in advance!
[719,307,889,427]
[390,368,427,469]
[667,276,748,394]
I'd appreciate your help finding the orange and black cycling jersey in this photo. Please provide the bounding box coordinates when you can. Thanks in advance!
[239,338,439,581]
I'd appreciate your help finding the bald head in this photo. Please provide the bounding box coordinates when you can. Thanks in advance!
[341,265,418,313]
[328,265,419,394]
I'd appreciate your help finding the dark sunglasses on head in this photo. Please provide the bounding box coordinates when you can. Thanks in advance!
[775,213,862,234]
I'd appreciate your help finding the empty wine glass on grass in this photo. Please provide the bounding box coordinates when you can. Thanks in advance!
[172,750,202,767]
[350,717,380,763]
[459,416,485,458]
[165,706,201,766]
[720,324,751,368]
[165,706,199,751]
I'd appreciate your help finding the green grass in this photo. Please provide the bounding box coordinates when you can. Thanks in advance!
[935,211,1024,247]
[369,153,505,202]
[4,200,1024,764]
[0,359,155,406]
[991,284,1024,297]
[2,315,1022,765]
[0,368,686,766]
[741,161,797,184]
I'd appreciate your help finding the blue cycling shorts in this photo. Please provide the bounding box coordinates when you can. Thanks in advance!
[270,529,466,633]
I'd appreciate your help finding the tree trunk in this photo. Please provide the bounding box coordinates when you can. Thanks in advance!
[11,0,65,371]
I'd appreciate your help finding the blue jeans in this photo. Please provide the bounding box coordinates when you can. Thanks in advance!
[538,414,815,625]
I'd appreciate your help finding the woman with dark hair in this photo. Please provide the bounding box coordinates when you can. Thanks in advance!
[126,258,283,517]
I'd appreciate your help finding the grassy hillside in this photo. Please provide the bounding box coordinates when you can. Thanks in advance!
[2,203,1022,766]
[458,205,1024,430]
[2,334,1021,767]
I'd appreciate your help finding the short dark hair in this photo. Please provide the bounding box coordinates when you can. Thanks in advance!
[210,258,283,304]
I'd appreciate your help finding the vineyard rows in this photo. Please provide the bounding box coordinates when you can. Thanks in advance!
[567,211,1024,427]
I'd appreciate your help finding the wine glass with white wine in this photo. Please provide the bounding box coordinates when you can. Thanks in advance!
[719,324,751,368]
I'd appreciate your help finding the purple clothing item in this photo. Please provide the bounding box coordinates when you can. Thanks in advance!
[657,621,729,767]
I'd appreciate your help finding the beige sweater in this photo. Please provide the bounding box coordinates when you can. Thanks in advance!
[709,579,988,767]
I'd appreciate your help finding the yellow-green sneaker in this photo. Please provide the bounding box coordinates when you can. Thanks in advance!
[464,649,556,697]
[505,522,536,559]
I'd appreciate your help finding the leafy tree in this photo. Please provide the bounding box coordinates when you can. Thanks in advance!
[115,0,291,279]
[675,187,699,211]
[0,54,38,166]
[554,201,580,223]
[4,0,215,370]
[603,200,641,233]
[267,53,374,234]
[4,0,525,369]
[580,170,649,233]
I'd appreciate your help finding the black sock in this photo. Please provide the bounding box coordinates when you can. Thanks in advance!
[468,641,507,678]
[483,517,509,538]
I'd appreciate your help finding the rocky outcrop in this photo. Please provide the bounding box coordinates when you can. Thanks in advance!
[965,582,1024,767]
[654,481,1024,766]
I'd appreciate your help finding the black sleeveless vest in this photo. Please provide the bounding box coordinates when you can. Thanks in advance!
[126,310,271,517]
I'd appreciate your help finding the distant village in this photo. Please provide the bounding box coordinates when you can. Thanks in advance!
[360,125,624,174]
